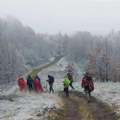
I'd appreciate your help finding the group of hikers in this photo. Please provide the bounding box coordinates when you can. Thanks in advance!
[18,75,43,92]
[18,74,54,93]
[18,71,94,102]
[63,72,94,102]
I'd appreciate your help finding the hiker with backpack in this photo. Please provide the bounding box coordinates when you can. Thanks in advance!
[46,75,54,93]
[63,76,70,97]
[81,72,94,102]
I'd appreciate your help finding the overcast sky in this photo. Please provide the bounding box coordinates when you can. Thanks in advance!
[0,0,120,35]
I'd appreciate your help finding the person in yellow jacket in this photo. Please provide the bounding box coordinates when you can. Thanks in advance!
[63,76,70,97]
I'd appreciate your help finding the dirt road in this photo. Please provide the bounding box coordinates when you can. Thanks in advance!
[49,91,119,120]
[29,55,63,78]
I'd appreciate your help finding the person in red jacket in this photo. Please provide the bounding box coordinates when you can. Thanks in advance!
[81,72,94,102]
[33,75,44,93]
[18,75,26,91]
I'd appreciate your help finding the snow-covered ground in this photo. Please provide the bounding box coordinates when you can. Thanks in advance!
[0,57,120,120]
[0,88,62,120]
[92,82,120,114]
[39,57,82,92]
[39,57,120,114]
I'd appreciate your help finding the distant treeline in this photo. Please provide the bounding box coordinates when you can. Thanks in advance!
[0,16,120,84]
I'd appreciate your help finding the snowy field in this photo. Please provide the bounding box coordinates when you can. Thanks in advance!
[39,57,82,92]
[39,57,120,115]
[0,88,62,120]
[0,57,120,120]
[92,82,120,114]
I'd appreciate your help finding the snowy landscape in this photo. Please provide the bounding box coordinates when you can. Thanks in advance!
[1,0,120,119]
[0,57,120,120]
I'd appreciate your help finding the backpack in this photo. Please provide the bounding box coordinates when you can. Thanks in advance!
[84,76,94,91]
[88,81,94,91]
[51,76,54,83]
[64,77,70,87]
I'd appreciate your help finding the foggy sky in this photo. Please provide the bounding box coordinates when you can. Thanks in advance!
[0,0,120,35]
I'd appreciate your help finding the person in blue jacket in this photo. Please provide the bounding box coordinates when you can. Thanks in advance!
[27,75,33,92]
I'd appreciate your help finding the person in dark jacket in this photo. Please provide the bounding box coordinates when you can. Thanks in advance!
[67,73,74,90]
[46,75,54,93]
[27,75,33,92]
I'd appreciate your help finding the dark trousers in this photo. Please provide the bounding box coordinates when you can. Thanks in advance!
[49,84,54,93]
[64,87,69,97]
[28,84,33,92]
[84,88,91,102]
[70,81,74,89]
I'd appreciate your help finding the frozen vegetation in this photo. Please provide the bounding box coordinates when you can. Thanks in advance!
[0,57,120,120]
[0,87,62,120]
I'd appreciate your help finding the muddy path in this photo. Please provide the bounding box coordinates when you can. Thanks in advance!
[49,91,119,120]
